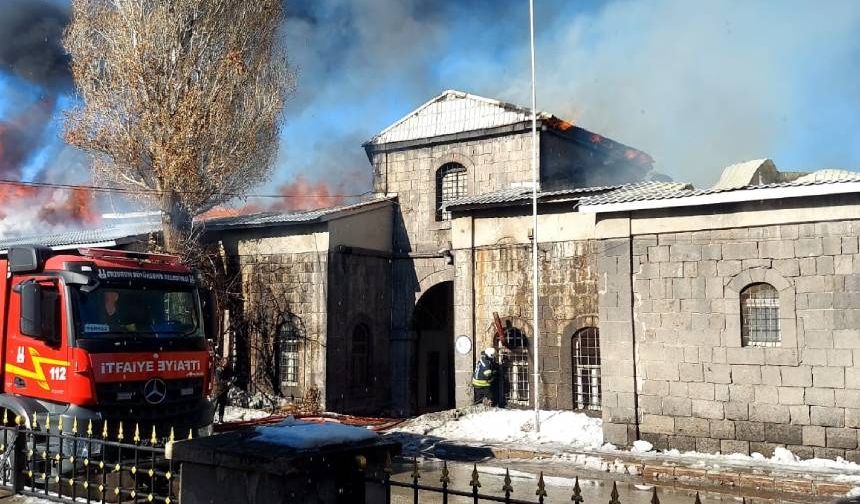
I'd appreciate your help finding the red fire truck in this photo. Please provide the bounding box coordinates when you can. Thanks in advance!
[0,245,214,437]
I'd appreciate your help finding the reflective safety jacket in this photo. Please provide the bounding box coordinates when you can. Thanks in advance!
[471,355,496,388]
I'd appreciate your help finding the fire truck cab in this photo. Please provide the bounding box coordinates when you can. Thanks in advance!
[0,245,214,436]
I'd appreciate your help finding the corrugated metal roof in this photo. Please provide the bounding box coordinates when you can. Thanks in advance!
[579,175,860,208]
[0,197,395,251]
[444,185,618,210]
[366,90,555,146]
[794,169,860,183]
[0,221,160,251]
[578,181,693,206]
[202,197,394,231]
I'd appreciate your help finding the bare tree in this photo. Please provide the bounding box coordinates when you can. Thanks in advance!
[64,0,292,251]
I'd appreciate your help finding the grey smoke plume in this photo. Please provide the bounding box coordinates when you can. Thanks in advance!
[0,0,72,92]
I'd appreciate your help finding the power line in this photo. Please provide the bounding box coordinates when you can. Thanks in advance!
[0,177,371,199]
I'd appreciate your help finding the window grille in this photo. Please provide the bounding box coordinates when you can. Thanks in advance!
[435,163,467,221]
[278,324,300,388]
[572,327,601,411]
[351,323,371,388]
[502,324,530,405]
[740,283,781,347]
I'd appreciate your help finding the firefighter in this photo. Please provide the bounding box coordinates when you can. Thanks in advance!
[472,347,498,406]
[215,357,235,423]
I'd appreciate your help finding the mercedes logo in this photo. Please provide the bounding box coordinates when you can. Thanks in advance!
[143,378,167,405]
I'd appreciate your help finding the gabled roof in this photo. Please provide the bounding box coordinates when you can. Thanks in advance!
[364,90,554,146]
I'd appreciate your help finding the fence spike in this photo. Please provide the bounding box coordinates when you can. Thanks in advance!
[383,451,393,475]
[693,491,701,504]
[134,423,141,443]
[44,413,51,432]
[536,472,547,498]
[470,464,481,488]
[571,477,583,503]
[169,427,175,443]
[2,408,7,425]
[440,460,450,485]
[410,457,420,481]
[31,411,38,430]
[609,481,620,504]
[102,419,109,439]
[87,419,93,437]
[651,486,660,504]
[187,428,193,440]
[117,421,124,441]
[72,416,78,434]
[14,414,22,426]
[502,468,513,494]
[150,425,158,444]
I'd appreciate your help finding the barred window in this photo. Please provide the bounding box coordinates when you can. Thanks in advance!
[351,323,371,388]
[502,323,530,405]
[572,327,601,411]
[740,283,780,347]
[278,324,300,388]
[435,163,467,221]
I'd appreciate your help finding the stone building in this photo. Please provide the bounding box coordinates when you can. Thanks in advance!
[7,89,860,460]
[446,161,860,460]
[362,90,654,414]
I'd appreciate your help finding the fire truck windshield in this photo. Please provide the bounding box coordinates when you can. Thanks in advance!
[73,285,202,338]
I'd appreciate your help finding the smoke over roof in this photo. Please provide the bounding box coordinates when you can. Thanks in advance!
[0,0,72,92]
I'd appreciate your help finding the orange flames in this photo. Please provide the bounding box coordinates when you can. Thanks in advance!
[202,174,361,220]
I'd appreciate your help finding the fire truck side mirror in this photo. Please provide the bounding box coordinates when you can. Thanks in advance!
[20,282,60,345]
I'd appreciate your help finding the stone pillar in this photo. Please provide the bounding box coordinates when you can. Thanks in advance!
[598,237,639,446]
[453,248,475,408]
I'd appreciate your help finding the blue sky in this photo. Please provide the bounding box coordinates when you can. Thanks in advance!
[3,0,860,194]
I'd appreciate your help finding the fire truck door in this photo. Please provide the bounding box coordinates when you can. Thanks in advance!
[4,276,71,401]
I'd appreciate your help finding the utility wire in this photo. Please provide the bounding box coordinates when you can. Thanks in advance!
[0,177,371,199]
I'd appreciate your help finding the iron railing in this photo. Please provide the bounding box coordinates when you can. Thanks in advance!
[367,458,728,504]
[0,410,183,503]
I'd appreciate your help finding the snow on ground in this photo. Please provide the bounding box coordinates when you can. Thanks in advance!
[392,407,603,449]
[220,405,274,423]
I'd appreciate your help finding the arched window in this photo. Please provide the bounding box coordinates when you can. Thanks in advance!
[572,327,601,411]
[351,323,371,389]
[740,283,781,346]
[278,322,301,389]
[435,163,467,221]
[501,321,530,405]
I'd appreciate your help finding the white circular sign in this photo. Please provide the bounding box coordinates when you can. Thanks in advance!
[455,335,472,355]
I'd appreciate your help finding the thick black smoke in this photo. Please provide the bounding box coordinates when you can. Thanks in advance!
[0,0,72,92]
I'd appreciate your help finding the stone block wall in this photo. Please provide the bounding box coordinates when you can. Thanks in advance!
[464,240,599,410]
[234,251,328,406]
[325,251,391,414]
[630,221,860,460]
[370,132,536,254]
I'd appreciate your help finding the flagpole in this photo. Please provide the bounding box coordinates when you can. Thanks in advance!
[528,0,541,433]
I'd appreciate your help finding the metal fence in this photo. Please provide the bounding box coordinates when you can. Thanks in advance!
[0,410,182,503]
[367,458,728,504]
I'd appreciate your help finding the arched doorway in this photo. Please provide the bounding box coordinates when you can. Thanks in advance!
[412,281,455,413]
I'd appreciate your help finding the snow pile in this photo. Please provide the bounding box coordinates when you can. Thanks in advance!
[220,406,273,423]
[393,408,602,449]
[631,440,653,453]
[657,446,860,474]
[254,417,377,449]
